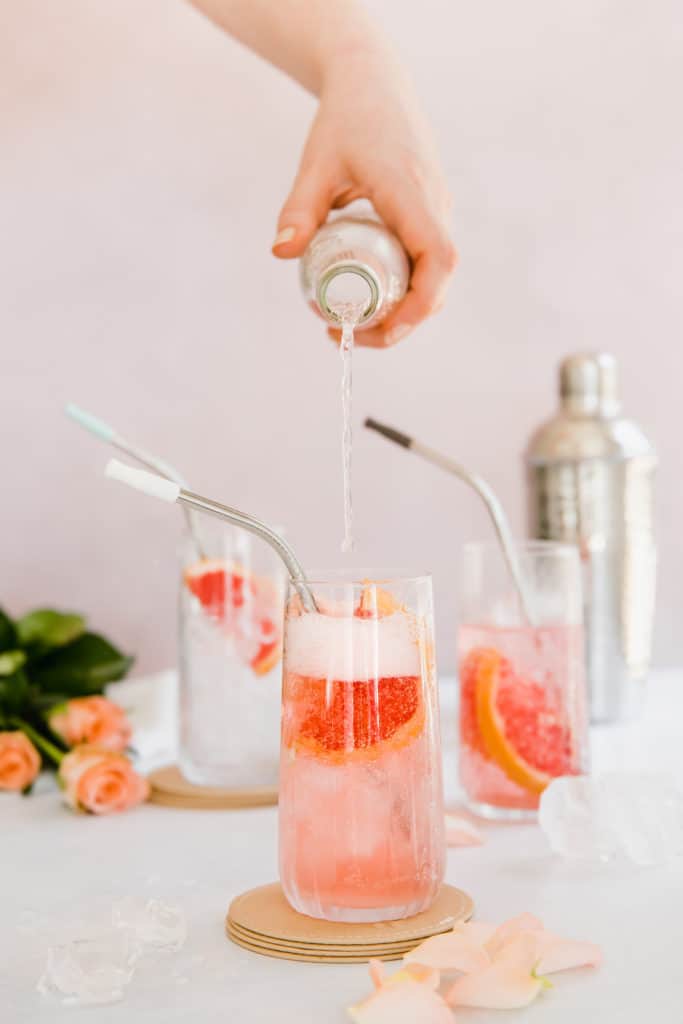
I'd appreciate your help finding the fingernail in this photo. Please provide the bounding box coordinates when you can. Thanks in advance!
[272,226,296,248]
[384,324,413,347]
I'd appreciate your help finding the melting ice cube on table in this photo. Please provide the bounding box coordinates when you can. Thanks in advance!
[37,935,135,1007]
[539,773,683,866]
[112,897,187,956]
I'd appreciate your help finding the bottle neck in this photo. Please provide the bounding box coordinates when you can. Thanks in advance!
[317,263,380,325]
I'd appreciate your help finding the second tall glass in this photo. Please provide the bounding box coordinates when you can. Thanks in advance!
[458,541,588,819]
[279,572,445,923]
[179,520,285,787]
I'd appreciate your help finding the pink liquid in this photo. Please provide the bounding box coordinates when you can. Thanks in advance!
[458,623,587,814]
[279,669,445,922]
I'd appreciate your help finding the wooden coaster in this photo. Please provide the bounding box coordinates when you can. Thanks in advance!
[226,883,473,963]
[147,765,278,810]
[226,924,407,963]
[227,920,418,956]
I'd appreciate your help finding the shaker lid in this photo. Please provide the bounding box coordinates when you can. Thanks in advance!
[559,352,620,416]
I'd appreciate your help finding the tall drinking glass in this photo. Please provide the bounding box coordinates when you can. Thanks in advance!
[179,519,285,787]
[458,541,588,820]
[279,572,445,923]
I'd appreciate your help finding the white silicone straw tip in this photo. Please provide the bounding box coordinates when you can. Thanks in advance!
[105,459,181,503]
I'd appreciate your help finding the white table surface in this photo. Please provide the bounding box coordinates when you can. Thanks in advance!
[3,670,683,1023]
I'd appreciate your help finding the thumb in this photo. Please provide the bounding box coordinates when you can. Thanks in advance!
[272,163,334,259]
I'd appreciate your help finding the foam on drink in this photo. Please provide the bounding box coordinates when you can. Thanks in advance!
[285,610,421,682]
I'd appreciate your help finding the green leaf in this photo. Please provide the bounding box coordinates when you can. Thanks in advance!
[16,609,86,654]
[0,608,18,653]
[28,633,134,695]
[0,650,26,676]
[0,668,30,714]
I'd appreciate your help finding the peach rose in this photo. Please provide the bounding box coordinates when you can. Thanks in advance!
[48,696,131,752]
[59,746,149,815]
[0,731,41,791]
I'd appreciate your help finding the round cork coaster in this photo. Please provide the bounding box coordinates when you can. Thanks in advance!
[226,883,473,963]
[147,765,278,810]
[228,920,418,956]
[226,924,407,963]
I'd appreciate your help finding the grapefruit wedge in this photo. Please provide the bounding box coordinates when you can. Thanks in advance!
[184,559,251,617]
[184,560,282,677]
[469,647,573,795]
[283,673,424,763]
[355,584,401,619]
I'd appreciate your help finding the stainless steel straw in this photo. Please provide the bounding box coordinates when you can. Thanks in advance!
[365,418,536,624]
[104,459,318,612]
[66,403,206,559]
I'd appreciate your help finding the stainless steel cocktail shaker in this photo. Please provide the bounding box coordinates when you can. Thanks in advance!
[525,353,657,722]
[299,202,409,328]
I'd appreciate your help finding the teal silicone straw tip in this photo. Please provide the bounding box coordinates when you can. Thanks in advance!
[65,403,115,443]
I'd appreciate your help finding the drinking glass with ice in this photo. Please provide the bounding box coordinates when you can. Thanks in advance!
[458,541,589,819]
[279,573,446,922]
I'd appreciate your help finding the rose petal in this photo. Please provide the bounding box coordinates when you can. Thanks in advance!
[402,964,440,989]
[0,731,41,791]
[446,963,545,1010]
[49,696,131,752]
[368,959,385,991]
[59,746,149,814]
[535,933,602,974]
[485,913,545,957]
[446,931,548,1010]
[404,927,490,973]
[349,976,453,1024]
[445,813,485,847]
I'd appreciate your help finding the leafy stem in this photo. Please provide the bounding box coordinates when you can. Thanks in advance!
[10,718,65,766]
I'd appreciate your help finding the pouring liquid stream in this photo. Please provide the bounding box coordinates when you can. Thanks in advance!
[332,301,365,554]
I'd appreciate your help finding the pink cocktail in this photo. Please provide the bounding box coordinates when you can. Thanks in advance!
[458,542,588,819]
[279,574,445,923]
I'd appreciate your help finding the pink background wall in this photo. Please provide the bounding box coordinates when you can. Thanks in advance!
[2,0,681,674]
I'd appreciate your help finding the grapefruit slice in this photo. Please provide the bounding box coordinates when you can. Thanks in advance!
[283,673,423,762]
[184,560,282,677]
[469,647,574,795]
[355,584,401,619]
[250,615,281,676]
[184,559,250,617]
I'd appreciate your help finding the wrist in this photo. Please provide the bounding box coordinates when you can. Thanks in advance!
[314,6,397,97]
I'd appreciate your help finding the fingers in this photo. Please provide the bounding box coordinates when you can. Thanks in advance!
[326,239,456,350]
[367,180,457,346]
[376,242,456,345]
[272,161,336,259]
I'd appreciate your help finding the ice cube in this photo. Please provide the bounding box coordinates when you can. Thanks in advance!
[539,773,683,866]
[112,897,187,956]
[37,935,135,1007]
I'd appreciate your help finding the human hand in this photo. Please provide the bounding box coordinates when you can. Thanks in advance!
[272,48,457,348]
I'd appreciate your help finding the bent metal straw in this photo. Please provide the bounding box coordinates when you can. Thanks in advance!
[104,459,317,613]
[364,417,536,625]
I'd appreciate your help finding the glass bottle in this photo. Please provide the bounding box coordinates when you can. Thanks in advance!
[299,202,410,328]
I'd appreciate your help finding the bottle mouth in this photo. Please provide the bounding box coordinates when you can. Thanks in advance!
[317,263,380,324]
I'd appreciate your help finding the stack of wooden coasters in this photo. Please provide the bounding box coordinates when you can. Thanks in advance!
[226,882,474,964]
[147,765,278,810]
